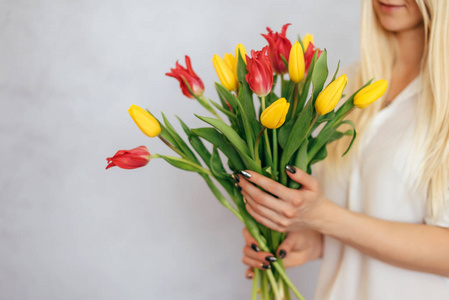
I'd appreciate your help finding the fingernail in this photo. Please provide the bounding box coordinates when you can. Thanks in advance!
[243,197,247,204]
[265,256,277,262]
[239,170,251,179]
[234,183,242,191]
[246,273,253,279]
[232,174,240,183]
[285,165,296,174]
[262,263,271,270]
[251,243,260,252]
[279,250,287,259]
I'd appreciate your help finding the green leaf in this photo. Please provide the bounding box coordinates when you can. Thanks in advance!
[215,82,239,111]
[145,109,178,146]
[209,98,237,120]
[279,98,315,184]
[289,139,309,189]
[311,49,329,102]
[156,154,210,174]
[161,112,199,163]
[196,115,251,157]
[210,147,231,180]
[331,60,341,82]
[338,120,357,156]
[278,119,295,149]
[309,144,328,166]
[192,127,245,171]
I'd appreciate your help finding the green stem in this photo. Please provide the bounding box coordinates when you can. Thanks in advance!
[203,176,243,222]
[281,75,285,97]
[158,135,188,159]
[266,269,282,299]
[198,95,224,121]
[272,261,305,300]
[273,129,278,180]
[252,269,260,300]
[291,84,299,120]
[260,96,274,168]
[261,271,268,299]
[254,127,266,166]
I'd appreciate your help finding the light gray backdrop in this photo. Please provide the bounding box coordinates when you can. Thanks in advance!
[0,1,360,299]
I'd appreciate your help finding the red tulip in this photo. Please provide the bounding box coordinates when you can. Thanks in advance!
[261,23,292,75]
[166,55,204,99]
[106,146,151,170]
[245,46,273,97]
[304,42,323,74]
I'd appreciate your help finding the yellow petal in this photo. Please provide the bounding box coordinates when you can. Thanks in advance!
[261,98,290,129]
[288,41,305,83]
[128,105,161,137]
[212,54,238,91]
[315,75,348,115]
[302,33,314,51]
[354,79,388,108]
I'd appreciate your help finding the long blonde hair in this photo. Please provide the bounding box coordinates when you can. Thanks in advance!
[329,0,449,222]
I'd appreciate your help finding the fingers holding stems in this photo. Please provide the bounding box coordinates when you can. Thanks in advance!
[235,165,328,232]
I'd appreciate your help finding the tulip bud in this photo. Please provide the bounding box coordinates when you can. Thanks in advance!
[315,75,348,115]
[260,98,290,129]
[262,23,292,75]
[212,54,238,91]
[245,46,273,97]
[128,104,161,137]
[302,33,314,52]
[288,41,305,83]
[354,79,388,108]
[106,146,151,170]
[166,56,204,99]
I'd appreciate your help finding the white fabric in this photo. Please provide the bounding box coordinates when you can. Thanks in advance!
[313,75,449,300]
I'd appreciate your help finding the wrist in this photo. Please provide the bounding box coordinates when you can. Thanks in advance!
[310,198,347,235]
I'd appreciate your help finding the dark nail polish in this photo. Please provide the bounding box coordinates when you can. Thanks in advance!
[232,174,240,183]
[251,243,260,252]
[262,263,271,270]
[234,183,242,191]
[246,273,253,279]
[285,165,296,174]
[279,250,287,259]
[265,256,277,262]
[239,170,251,179]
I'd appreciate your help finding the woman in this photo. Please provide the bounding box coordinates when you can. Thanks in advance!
[237,0,449,299]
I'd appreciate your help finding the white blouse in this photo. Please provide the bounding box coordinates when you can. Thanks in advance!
[313,75,449,300]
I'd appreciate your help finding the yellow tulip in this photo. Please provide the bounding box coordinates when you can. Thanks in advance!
[260,98,290,129]
[354,79,388,108]
[315,74,348,115]
[302,33,314,51]
[288,41,305,83]
[128,104,161,137]
[212,54,238,91]
[233,43,247,80]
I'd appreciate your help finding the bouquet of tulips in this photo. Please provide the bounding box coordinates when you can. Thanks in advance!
[106,23,387,300]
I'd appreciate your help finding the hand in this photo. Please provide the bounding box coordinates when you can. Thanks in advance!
[237,166,331,232]
[241,227,323,279]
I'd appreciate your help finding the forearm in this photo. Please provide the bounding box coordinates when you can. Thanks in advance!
[316,200,449,277]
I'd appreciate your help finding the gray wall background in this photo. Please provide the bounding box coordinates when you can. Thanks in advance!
[0,1,360,299]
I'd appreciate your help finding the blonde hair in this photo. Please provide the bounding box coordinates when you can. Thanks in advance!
[328,0,449,222]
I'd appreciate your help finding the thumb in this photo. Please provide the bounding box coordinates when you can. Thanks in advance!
[277,233,296,259]
[285,165,318,191]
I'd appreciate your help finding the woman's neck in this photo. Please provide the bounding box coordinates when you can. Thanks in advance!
[394,25,425,73]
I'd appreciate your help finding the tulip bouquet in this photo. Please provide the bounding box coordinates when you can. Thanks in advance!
[106,23,387,300]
